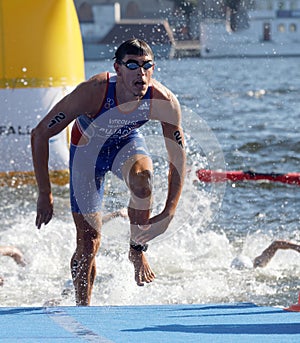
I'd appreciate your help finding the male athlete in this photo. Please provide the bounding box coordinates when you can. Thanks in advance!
[31,39,186,306]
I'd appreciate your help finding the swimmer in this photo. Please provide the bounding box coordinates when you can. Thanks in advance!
[230,240,300,270]
[0,245,26,286]
[253,240,300,268]
[0,246,26,267]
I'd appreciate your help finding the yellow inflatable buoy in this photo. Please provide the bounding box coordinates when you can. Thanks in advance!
[0,0,85,186]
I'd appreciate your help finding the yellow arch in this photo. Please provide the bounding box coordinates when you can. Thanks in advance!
[0,0,85,88]
[0,0,85,186]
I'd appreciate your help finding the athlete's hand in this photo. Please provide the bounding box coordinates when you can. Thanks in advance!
[134,213,173,244]
[35,192,54,229]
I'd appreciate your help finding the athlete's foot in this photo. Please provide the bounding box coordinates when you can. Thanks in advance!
[129,248,156,286]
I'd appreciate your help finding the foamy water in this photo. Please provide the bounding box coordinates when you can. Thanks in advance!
[1,174,299,308]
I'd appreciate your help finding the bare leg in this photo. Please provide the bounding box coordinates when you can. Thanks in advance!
[71,212,101,306]
[123,155,156,286]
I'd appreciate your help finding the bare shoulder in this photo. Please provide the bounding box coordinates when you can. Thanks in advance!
[88,72,109,85]
[151,79,177,102]
[64,72,109,116]
[76,72,108,94]
[150,79,181,122]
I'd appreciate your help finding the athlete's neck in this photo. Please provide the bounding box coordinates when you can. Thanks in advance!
[116,92,142,104]
[115,83,143,109]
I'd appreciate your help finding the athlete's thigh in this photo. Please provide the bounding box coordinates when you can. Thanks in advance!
[70,144,106,214]
[111,135,153,180]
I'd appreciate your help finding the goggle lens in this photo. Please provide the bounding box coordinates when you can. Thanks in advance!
[121,60,154,70]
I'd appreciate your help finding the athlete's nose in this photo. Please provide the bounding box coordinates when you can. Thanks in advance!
[136,63,147,74]
[137,67,146,75]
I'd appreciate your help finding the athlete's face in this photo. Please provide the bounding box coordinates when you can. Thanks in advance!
[115,54,154,99]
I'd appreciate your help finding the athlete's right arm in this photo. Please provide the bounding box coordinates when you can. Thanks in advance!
[31,73,108,229]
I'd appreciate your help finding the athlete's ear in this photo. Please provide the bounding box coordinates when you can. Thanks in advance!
[114,62,121,76]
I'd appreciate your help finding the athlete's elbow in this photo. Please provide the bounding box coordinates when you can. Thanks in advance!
[31,126,45,145]
[31,125,40,139]
[31,127,37,146]
[31,127,47,155]
[31,128,40,152]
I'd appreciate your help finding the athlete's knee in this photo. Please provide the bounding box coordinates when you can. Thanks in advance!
[81,229,101,256]
[74,227,101,266]
[129,170,153,199]
[73,213,101,253]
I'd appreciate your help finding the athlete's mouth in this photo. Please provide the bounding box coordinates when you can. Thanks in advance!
[135,80,146,87]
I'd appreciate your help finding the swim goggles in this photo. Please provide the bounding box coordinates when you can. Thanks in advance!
[119,59,154,71]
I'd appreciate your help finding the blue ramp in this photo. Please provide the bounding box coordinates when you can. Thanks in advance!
[1,303,300,342]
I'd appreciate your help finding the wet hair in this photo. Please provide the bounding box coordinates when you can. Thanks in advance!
[114,39,154,62]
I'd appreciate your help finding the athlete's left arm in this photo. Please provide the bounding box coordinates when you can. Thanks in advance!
[134,84,186,244]
[140,88,186,241]
[160,93,186,218]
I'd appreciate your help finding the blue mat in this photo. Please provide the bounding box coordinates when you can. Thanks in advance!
[1,303,300,342]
